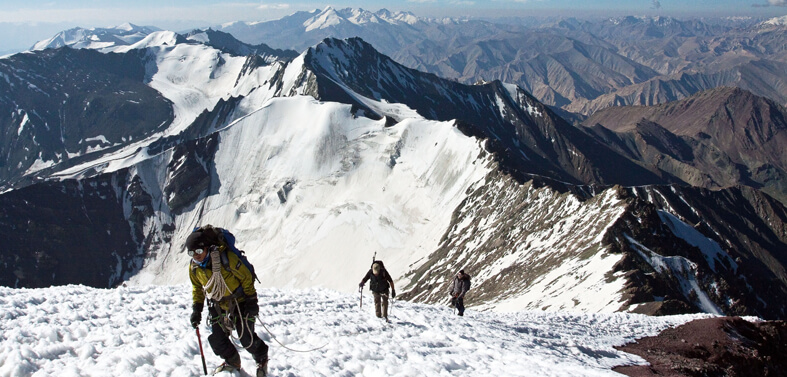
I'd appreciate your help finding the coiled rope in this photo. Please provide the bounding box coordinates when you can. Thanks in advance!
[203,249,231,302]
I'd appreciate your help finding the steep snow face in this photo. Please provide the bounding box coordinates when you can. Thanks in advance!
[141,43,250,135]
[43,40,288,183]
[657,211,737,274]
[129,96,492,295]
[0,284,709,377]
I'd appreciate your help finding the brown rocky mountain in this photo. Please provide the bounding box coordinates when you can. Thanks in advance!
[221,12,787,117]
[569,63,787,116]
[525,17,787,116]
[582,87,787,204]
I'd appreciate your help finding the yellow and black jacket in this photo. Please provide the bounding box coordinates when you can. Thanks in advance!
[189,246,256,310]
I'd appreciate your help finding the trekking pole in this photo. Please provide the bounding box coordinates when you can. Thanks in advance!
[196,327,208,375]
[359,286,363,309]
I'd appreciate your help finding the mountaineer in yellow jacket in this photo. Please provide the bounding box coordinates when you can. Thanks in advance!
[187,226,268,377]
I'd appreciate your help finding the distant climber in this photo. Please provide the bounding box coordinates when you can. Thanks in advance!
[449,269,471,316]
[186,225,269,377]
[359,260,396,320]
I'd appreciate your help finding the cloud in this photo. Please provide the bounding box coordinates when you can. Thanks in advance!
[0,3,298,24]
[651,0,662,9]
[753,0,787,6]
[257,3,291,10]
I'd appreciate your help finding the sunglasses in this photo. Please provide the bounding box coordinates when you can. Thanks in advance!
[187,248,207,257]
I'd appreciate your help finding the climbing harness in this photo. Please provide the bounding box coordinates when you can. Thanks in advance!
[199,248,330,354]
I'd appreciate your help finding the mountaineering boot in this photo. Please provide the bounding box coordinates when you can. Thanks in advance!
[256,358,268,377]
[212,353,241,375]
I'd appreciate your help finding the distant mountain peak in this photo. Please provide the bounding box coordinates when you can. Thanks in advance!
[30,24,160,51]
[114,22,139,31]
[304,7,345,31]
[609,15,679,25]
[762,15,787,27]
[302,7,420,32]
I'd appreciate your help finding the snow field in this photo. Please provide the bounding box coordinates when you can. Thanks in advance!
[0,285,706,377]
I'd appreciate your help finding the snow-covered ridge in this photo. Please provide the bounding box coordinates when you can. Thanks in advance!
[0,284,708,377]
[30,23,160,52]
[608,15,679,26]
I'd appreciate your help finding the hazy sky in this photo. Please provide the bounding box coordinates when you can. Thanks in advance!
[0,0,785,53]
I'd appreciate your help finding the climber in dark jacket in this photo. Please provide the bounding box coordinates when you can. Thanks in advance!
[449,269,471,316]
[359,260,396,320]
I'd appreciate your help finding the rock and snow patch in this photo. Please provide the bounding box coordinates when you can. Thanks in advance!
[626,235,723,315]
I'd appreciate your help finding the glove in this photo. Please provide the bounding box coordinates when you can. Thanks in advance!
[358,282,364,288]
[191,302,204,328]
[391,289,396,299]
[244,297,259,318]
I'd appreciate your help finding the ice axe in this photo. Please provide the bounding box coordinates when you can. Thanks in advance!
[196,327,207,375]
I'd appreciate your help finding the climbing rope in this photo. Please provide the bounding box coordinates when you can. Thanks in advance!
[256,315,330,353]
[202,248,329,353]
[202,248,231,302]
[219,298,328,353]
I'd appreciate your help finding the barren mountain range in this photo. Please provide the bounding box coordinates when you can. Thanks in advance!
[583,86,787,205]
[219,9,787,118]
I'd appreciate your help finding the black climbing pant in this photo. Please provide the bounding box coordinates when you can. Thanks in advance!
[207,306,268,364]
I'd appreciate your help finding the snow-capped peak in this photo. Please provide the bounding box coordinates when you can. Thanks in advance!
[762,15,787,27]
[303,7,420,31]
[303,6,343,31]
[113,22,138,32]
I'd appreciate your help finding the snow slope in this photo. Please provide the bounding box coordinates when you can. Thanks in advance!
[129,95,491,295]
[0,284,708,377]
[49,38,286,180]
